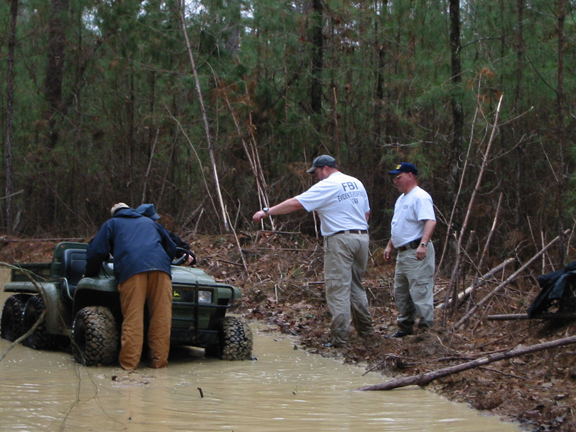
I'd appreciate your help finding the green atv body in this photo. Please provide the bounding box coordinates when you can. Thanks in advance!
[1,242,253,365]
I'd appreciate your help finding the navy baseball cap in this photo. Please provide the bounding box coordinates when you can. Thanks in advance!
[307,155,337,174]
[136,203,161,221]
[388,162,418,176]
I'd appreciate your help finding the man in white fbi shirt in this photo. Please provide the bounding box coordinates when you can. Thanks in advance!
[252,155,374,347]
[384,162,436,338]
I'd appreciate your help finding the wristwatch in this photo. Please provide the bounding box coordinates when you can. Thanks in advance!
[262,207,269,216]
[420,241,428,248]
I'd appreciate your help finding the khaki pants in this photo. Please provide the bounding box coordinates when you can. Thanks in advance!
[118,271,172,370]
[394,243,435,333]
[324,232,374,345]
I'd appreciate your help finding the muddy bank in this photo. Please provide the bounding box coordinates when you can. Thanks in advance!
[1,233,575,431]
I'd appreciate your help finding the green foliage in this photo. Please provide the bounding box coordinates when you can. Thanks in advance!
[0,0,574,267]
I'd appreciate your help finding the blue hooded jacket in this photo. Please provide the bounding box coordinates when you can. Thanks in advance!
[85,207,177,284]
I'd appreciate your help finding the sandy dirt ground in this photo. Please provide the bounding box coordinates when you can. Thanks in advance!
[1,232,575,432]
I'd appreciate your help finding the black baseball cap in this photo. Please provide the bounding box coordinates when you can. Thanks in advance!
[388,162,418,176]
[307,155,337,174]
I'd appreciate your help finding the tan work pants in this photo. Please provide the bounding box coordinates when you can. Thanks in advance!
[394,242,435,333]
[118,271,172,370]
[324,232,374,345]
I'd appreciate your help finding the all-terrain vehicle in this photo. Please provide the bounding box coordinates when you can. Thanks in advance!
[0,242,253,365]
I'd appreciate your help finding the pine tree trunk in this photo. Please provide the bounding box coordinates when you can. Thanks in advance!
[310,0,323,116]
[555,0,567,266]
[45,0,69,149]
[448,0,463,203]
[5,0,18,233]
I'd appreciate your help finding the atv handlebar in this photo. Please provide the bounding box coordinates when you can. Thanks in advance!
[172,248,197,266]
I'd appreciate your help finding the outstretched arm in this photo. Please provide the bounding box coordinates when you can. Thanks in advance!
[252,198,304,223]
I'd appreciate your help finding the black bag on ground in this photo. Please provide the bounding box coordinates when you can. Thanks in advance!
[527,261,576,318]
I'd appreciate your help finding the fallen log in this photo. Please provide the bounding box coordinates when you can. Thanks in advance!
[216,259,244,267]
[0,237,84,243]
[256,230,302,235]
[488,312,576,321]
[357,335,576,391]
[487,313,529,320]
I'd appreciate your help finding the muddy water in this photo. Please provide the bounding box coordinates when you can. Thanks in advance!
[0,270,518,432]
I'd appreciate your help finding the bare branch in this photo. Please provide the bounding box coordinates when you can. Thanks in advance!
[454,229,570,329]
[358,335,576,391]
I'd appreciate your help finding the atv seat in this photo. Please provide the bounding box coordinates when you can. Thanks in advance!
[61,248,87,301]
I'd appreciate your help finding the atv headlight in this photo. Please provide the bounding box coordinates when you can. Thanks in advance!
[198,290,212,304]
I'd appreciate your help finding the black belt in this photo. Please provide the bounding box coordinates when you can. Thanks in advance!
[333,230,368,235]
[397,238,422,251]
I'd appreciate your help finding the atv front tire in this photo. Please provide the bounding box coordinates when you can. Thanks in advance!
[22,295,56,350]
[72,306,119,366]
[1,295,27,341]
[208,316,253,360]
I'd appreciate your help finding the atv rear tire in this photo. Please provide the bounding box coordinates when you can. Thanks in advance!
[22,296,55,350]
[209,316,253,360]
[72,306,119,366]
[1,295,27,341]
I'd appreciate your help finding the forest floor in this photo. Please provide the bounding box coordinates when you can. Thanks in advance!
[1,231,576,432]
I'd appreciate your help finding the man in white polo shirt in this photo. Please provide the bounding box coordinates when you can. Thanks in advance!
[252,155,374,347]
[384,162,436,338]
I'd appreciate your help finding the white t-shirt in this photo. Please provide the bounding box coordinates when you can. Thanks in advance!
[390,186,435,248]
[295,172,370,237]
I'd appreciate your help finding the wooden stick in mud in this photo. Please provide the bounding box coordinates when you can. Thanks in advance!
[357,335,576,391]
[178,6,228,232]
[436,258,514,309]
[442,95,504,322]
[223,92,275,232]
[223,207,249,275]
[464,192,503,309]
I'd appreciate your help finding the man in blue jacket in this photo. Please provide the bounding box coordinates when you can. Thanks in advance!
[85,203,177,370]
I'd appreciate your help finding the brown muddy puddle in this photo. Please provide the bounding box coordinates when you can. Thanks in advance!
[0,272,519,432]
